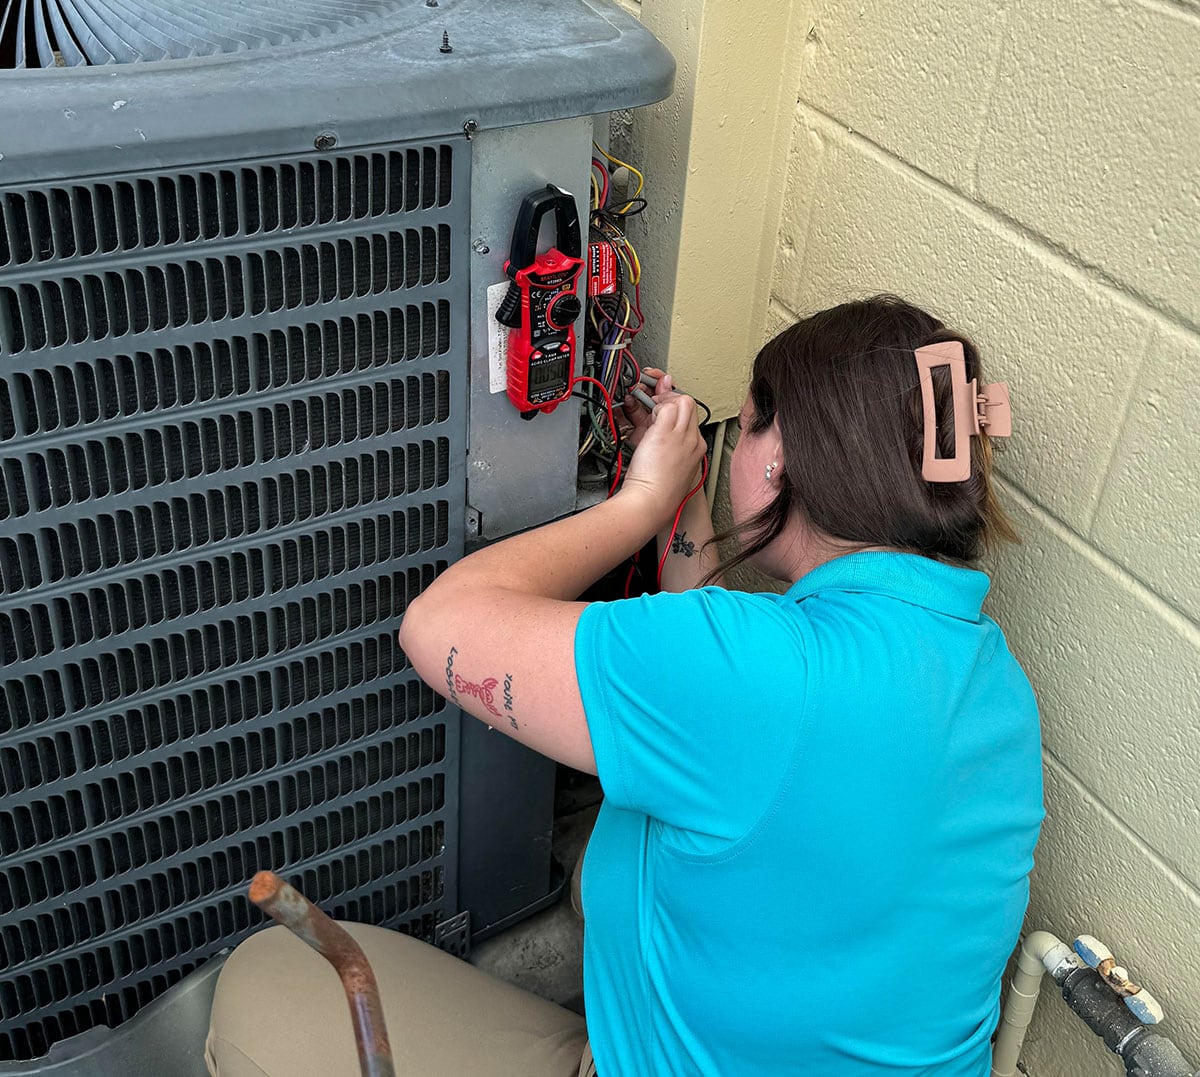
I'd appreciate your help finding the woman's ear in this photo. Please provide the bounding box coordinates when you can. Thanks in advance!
[771,417,785,475]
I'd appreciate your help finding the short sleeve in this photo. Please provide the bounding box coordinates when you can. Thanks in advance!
[574,587,809,843]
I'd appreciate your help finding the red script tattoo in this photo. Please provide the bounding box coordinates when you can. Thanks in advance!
[454,674,501,717]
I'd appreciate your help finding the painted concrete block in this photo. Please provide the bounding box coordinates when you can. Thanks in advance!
[1014,758,1200,1075]
[633,0,808,419]
[796,0,1007,190]
[762,297,797,344]
[1091,327,1200,622]
[985,484,1200,892]
[977,0,1200,325]
[773,110,1150,532]
[772,126,828,302]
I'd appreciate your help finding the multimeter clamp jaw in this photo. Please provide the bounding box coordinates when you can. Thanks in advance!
[496,185,584,417]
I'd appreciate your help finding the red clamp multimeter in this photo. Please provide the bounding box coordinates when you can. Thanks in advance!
[495,185,584,417]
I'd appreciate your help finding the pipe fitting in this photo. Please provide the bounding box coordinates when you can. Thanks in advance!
[1075,934,1166,1024]
[1061,967,1142,1052]
[991,930,1194,1077]
[992,931,1075,1077]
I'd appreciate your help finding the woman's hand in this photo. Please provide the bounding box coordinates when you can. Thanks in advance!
[620,383,707,526]
[620,366,673,449]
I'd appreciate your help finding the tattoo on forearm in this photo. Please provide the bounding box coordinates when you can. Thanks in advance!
[455,673,501,718]
[671,531,696,558]
[445,646,459,704]
[444,647,516,729]
[502,673,518,731]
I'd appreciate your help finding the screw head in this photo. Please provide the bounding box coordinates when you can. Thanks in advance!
[314,132,337,151]
[462,118,479,139]
[472,239,490,255]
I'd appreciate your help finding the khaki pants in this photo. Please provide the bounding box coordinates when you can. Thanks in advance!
[205,922,594,1077]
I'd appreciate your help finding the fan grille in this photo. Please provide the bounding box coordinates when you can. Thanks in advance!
[0,137,468,1061]
[0,0,414,69]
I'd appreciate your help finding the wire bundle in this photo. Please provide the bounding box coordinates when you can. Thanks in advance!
[578,142,647,467]
[578,142,713,597]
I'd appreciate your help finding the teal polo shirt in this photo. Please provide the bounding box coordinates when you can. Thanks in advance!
[574,552,1043,1075]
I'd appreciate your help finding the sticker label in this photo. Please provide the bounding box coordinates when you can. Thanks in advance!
[486,281,511,394]
[588,241,618,296]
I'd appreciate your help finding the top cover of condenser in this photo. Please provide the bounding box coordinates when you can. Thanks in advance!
[0,0,675,184]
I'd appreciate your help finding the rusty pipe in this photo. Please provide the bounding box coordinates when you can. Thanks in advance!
[249,871,395,1077]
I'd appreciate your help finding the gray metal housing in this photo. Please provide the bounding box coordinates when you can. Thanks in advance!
[1,1,673,186]
[0,0,673,1066]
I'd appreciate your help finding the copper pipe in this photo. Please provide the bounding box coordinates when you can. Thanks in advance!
[249,871,395,1077]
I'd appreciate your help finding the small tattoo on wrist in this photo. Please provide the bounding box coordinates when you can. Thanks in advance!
[671,531,696,558]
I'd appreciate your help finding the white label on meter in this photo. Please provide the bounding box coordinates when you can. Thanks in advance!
[486,281,511,394]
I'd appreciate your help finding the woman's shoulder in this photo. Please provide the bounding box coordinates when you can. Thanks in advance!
[595,585,812,641]
[578,586,812,683]
[619,584,805,616]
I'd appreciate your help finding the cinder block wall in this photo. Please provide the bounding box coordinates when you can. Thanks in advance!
[768,1,1200,1072]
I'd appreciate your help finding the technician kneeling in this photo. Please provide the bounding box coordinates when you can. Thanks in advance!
[206,296,1043,1076]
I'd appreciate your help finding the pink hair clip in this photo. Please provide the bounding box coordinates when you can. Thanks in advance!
[914,341,1012,483]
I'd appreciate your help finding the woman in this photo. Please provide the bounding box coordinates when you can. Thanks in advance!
[206,296,1043,1076]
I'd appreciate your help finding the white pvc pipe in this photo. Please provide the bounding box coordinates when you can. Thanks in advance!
[991,931,1081,1077]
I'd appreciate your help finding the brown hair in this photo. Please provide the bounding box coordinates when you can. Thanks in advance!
[711,295,1017,581]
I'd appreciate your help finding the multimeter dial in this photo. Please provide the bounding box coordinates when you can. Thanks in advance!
[547,292,582,330]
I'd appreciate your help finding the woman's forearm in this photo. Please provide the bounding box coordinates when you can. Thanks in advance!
[398,393,706,773]
[429,486,664,601]
[656,487,723,592]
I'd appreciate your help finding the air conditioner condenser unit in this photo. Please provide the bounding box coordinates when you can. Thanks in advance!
[0,1,672,1069]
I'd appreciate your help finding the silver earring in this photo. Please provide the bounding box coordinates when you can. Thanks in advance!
[765,462,777,480]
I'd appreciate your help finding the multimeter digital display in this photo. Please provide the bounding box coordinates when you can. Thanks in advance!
[495,185,584,417]
[530,356,569,390]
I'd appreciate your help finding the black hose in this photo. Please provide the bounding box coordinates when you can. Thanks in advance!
[1057,969,1196,1077]
[1120,1033,1197,1077]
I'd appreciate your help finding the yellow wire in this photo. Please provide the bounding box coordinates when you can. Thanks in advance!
[592,141,645,205]
[623,239,641,283]
[617,240,640,285]
[592,142,644,198]
[593,218,641,285]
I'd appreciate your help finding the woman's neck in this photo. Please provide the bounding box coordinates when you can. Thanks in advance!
[769,523,901,585]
